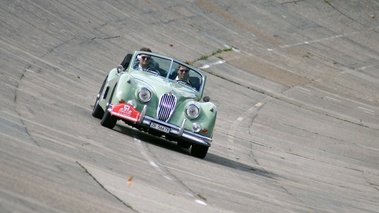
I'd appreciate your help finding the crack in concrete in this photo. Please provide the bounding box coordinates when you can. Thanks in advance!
[91,35,121,41]
[326,1,367,27]
[76,161,139,213]
[132,136,206,203]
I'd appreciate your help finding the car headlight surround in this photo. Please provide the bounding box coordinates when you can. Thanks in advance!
[186,103,200,119]
[137,87,152,103]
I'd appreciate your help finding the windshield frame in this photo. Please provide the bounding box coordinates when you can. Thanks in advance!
[128,51,207,98]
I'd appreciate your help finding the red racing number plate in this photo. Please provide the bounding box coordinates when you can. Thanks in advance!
[110,103,140,122]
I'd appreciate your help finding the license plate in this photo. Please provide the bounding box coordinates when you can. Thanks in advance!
[150,122,170,133]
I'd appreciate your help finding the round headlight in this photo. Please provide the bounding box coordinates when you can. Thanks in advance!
[138,87,151,103]
[186,104,200,119]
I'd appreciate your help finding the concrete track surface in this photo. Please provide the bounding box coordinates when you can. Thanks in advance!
[1,0,379,212]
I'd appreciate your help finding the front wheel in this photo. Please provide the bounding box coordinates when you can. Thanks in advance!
[92,76,108,119]
[191,144,209,159]
[92,94,104,119]
[100,84,117,129]
[100,107,117,129]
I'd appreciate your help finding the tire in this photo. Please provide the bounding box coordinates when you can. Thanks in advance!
[177,140,191,149]
[92,94,104,119]
[101,108,117,129]
[191,144,209,159]
[92,76,108,119]
[100,84,117,129]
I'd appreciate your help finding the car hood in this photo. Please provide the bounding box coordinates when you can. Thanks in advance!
[130,71,199,101]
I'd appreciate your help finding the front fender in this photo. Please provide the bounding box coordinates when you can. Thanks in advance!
[196,102,217,137]
[111,74,158,116]
[111,74,135,104]
[107,68,119,82]
[170,100,217,137]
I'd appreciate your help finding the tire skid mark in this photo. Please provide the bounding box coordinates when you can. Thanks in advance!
[133,138,173,181]
[0,111,39,147]
[28,125,130,160]
[15,72,91,113]
[0,38,95,124]
[281,85,379,130]
[297,86,311,95]
[324,96,342,103]
[133,137,207,206]
[22,66,91,93]
[358,106,375,115]
[0,38,83,83]
[1,111,104,151]
[306,85,379,119]
[227,100,268,167]
[202,59,378,130]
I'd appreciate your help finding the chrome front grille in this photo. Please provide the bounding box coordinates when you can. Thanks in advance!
[157,93,177,121]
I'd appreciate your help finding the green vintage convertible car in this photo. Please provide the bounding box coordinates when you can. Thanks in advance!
[92,50,217,158]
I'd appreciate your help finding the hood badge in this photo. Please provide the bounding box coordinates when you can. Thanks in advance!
[168,89,173,96]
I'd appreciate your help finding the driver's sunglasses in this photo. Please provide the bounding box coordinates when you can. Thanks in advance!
[179,69,189,73]
[141,56,151,60]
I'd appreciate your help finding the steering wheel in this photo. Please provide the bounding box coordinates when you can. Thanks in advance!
[144,68,159,75]
[177,80,192,87]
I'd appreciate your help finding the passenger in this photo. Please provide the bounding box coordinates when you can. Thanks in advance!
[175,64,192,86]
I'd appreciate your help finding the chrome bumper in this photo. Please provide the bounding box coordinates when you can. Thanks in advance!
[138,106,212,147]
[108,104,212,147]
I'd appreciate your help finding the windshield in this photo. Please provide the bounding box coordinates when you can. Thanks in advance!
[130,52,204,92]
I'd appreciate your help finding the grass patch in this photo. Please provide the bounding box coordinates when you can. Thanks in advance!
[197,193,207,201]
[194,47,234,63]
[303,52,312,58]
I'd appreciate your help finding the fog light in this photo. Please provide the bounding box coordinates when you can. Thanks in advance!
[127,100,137,108]
[192,123,201,132]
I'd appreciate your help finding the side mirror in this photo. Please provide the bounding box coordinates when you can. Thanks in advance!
[203,96,210,102]
[117,65,124,73]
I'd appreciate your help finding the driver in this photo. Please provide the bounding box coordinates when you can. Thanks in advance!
[175,65,192,86]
